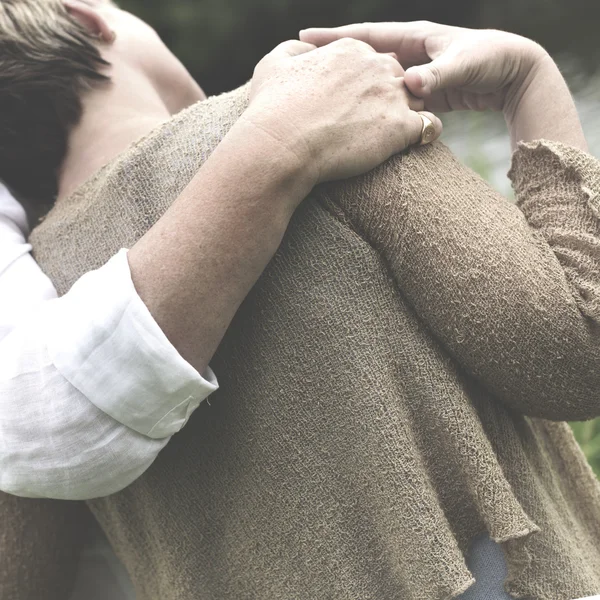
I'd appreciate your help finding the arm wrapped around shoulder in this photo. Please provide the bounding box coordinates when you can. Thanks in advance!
[321,140,600,422]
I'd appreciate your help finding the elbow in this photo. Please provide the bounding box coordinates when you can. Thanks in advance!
[503,381,600,423]
[479,296,600,421]
[495,337,600,422]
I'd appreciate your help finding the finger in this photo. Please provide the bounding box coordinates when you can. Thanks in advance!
[405,110,443,148]
[300,23,376,47]
[268,40,317,59]
[404,52,463,97]
[378,53,404,77]
[396,78,424,111]
[327,37,377,54]
[300,22,435,65]
[407,94,425,113]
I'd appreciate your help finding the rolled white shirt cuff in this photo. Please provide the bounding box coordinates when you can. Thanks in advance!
[45,249,218,439]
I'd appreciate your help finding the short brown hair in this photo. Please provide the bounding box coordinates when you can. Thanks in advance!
[0,0,110,208]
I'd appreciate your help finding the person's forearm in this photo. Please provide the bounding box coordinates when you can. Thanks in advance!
[504,50,587,151]
[323,135,600,421]
[127,118,315,374]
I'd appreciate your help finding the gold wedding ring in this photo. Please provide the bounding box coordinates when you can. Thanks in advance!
[418,113,436,146]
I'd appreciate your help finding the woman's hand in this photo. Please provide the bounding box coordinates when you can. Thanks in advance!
[241,40,442,188]
[300,22,547,114]
[300,22,587,151]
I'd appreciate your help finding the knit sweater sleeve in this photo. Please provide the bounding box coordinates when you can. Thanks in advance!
[322,140,600,422]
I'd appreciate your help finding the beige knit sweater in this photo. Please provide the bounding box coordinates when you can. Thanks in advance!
[4,83,600,600]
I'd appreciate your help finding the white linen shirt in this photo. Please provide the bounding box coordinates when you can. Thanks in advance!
[0,185,218,500]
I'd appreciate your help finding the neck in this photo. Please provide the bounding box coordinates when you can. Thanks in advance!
[58,64,172,201]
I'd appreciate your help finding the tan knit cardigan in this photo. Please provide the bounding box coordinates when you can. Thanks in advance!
[4,84,600,600]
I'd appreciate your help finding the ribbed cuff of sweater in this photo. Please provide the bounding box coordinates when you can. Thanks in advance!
[509,140,600,216]
[509,139,600,323]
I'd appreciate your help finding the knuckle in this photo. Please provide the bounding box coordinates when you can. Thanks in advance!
[365,53,381,68]
[252,61,266,78]
[411,98,426,112]
[336,37,368,52]
[273,40,292,52]
[257,50,272,65]
[415,19,433,29]
[255,55,274,72]
[380,54,400,71]
[331,37,352,49]
[427,63,442,88]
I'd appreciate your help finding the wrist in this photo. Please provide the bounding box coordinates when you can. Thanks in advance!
[236,106,319,201]
[502,47,587,150]
[503,42,553,125]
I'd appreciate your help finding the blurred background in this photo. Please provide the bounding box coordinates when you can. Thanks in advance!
[118,0,600,477]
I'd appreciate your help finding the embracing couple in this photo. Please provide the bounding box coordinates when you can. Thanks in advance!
[0,1,599,600]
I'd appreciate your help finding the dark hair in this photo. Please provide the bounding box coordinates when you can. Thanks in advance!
[0,0,110,207]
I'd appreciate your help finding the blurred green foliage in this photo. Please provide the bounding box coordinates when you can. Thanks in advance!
[571,421,600,478]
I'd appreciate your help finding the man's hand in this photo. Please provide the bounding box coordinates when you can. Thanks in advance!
[242,39,442,190]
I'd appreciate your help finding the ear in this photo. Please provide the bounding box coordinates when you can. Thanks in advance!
[63,0,116,43]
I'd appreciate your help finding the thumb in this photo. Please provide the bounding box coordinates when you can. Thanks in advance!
[405,54,463,97]
[269,40,317,59]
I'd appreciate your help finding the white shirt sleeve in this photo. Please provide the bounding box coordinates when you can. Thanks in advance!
[0,185,218,500]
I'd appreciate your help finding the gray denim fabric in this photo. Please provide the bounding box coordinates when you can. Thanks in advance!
[69,521,135,600]
[457,532,517,600]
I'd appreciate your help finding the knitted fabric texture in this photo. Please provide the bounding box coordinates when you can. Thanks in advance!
[17,83,600,599]
[0,493,91,600]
